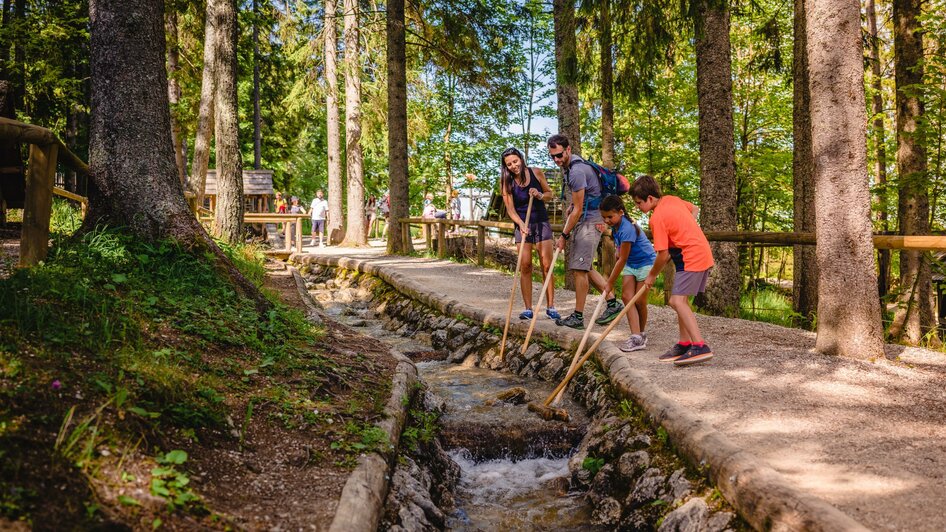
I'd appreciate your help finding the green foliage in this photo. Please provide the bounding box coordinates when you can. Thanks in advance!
[150,450,203,512]
[582,456,605,476]
[740,287,796,327]
[330,421,390,467]
[401,409,440,452]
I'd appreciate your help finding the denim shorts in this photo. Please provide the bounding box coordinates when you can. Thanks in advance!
[622,263,653,282]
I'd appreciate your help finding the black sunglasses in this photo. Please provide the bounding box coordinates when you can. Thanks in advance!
[550,150,567,160]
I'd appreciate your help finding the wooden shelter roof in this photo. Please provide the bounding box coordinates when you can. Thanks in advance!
[204,169,274,196]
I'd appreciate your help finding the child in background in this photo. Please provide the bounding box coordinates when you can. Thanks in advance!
[631,175,715,366]
[598,195,656,352]
[275,192,288,214]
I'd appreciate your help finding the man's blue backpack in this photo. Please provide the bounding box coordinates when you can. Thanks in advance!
[561,159,631,213]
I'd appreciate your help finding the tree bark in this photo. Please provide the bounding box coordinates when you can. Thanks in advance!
[187,0,217,204]
[212,0,244,243]
[692,0,740,317]
[553,0,580,154]
[341,0,365,245]
[866,0,890,298]
[12,0,23,112]
[85,0,266,311]
[792,0,817,328]
[805,0,884,358]
[252,0,261,170]
[889,0,935,344]
[385,0,412,253]
[166,9,187,185]
[325,0,344,244]
[599,0,614,169]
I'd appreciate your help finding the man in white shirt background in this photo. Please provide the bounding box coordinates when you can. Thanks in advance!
[309,189,329,247]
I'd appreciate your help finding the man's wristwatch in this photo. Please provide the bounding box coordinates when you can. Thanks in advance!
[561,231,571,240]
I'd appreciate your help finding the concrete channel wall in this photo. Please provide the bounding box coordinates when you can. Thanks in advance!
[292,255,869,532]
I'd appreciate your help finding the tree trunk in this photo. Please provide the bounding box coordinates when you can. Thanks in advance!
[805,0,884,358]
[86,0,266,311]
[866,0,890,298]
[325,0,344,244]
[385,0,412,253]
[252,0,261,170]
[553,0,580,154]
[792,0,817,328]
[212,0,244,243]
[166,9,187,185]
[692,0,740,317]
[187,0,216,205]
[599,0,614,169]
[889,0,935,344]
[341,0,365,245]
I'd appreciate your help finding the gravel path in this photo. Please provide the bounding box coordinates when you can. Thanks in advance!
[299,241,946,531]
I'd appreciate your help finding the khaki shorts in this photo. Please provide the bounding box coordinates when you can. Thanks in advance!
[567,221,602,271]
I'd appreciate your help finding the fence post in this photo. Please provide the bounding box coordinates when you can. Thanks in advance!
[20,143,58,267]
[425,222,432,250]
[284,218,291,252]
[437,220,446,259]
[477,224,486,266]
[295,217,303,252]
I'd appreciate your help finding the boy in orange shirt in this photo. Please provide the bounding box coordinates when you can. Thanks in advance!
[631,175,715,366]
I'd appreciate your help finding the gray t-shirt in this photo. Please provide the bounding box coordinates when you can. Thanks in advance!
[565,155,603,223]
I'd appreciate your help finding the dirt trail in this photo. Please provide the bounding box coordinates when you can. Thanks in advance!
[302,243,946,531]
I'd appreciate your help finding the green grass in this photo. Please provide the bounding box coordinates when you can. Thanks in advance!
[0,227,328,525]
[740,288,797,327]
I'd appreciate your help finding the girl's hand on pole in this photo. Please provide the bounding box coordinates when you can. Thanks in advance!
[529,188,542,199]
[519,222,530,236]
[644,273,657,289]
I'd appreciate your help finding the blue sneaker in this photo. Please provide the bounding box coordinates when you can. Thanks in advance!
[545,307,561,320]
[519,309,534,320]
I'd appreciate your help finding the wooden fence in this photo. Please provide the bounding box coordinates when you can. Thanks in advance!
[397,217,946,265]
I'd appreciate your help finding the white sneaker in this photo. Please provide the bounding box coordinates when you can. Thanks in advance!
[619,334,646,353]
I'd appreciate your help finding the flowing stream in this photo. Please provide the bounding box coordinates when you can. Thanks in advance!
[316,289,600,530]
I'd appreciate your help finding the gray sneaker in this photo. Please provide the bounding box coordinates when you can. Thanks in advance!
[619,334,646,352]
[595,299,625,325]
[556,311,585,330]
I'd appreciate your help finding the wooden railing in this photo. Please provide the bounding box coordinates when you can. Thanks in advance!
[199,212,309,253]
[0,117,89,266]
[398,217,946,264]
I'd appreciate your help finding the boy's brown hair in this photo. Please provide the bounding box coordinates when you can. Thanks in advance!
[630,174,662,200]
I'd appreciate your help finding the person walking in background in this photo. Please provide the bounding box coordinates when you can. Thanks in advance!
[549,134,623,329]
[501,147,559,320]
[598,194,656,352]
[377,193,390,238]
[288,196,306,248]
[631,174,715,366]
[365,196,378,240]
[275,191,287,214]
[450,190,462,220]
[309,189,329,247]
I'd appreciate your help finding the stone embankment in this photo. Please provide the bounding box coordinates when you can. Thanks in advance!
[299,259,749,531]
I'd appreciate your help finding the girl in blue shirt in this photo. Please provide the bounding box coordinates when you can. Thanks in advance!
[599,195,657,352]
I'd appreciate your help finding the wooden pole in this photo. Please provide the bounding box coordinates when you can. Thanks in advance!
[295,216,303,252]
[477,224,486,266]
[425,222,432,251]
[437,220,446,259]
[20,143,58,267]
[551,293,606,406]
[284,220,291,251]
[499,196,533,361]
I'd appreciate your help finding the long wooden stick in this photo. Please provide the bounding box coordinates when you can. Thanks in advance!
[551,294,607,406]
[499,195,534,361]
[541,286,648,407]
[520,246,561,354]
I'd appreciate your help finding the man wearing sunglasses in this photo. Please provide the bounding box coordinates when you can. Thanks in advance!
[548,134,623,329]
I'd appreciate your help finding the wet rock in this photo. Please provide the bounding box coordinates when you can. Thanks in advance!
[617,450,652,481]
[447,344,473,363]
[590,496,622,526]
[522,343,544,362]
[627,468,668,509]
[588,463,618,500]
[462,326,481,342]
[507,356,524,374]
[657,498,708,532]
[474,332,499,351]
[495,387,528,404]
[480,347,502,369]
[460,352,480,367]
[431,330,448,350]
[538,357,564,382]
[422,391,447,415]
[571,465,594,489]
[705,510,735,532]
[667,468,692,504]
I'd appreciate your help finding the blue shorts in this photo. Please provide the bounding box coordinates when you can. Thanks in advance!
[622,263,653,282]
[514,221,553,245]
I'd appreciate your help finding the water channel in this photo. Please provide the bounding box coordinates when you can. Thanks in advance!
[315,287,603,530]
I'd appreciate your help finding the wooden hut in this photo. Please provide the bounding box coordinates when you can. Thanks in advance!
[203,169,274,213]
